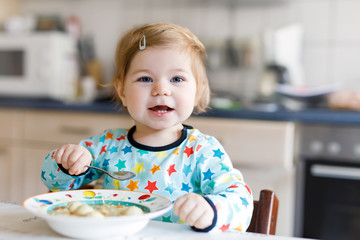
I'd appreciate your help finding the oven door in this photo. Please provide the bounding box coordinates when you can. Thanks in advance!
[296,158,360,240]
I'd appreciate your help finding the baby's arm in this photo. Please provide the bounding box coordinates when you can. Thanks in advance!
[173,193,214,230]
[55,144,92,175]
[41,130,107,191]
[189,136,253,233]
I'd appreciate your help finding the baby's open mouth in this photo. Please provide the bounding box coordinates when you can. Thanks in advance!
[149,105,174,113]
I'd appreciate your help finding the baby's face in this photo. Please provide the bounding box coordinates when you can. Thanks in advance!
[119,46,197,132]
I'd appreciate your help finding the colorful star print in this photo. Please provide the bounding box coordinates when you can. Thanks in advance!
[184,146,194,157]
[167,164,177,176]
[197,154,207,165]
[213,149,224,159]
[162,215,172,223]
[165,183,176,194]
[116,135,126,141]
[103,158,110,166]
[138,149,148,156]
[181,183,191,192]
[240,197,249,207]
[220,224,230,232]
[220,162,230,171]
[149,164,161,175]
[41,127,253,233]
[49,172,56,180]
[115,159,126,170]
[126,180,139,191]
[188,135,196,142]
[203,169,215,180]
[172,148,180,155]
[108,146,118,154]
[113,179,121,189]
[132,162,144,175]
[41,170,46,181]
[155,151,167,159]
[99,145,107,155]
[144,180,158,194]
[105,132,114,140]
[122,145,132,154]
[183,163,192,176]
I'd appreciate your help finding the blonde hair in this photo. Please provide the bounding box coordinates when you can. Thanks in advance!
[112,22,210,113]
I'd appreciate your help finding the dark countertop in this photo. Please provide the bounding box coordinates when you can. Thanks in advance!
[1,97,360,126]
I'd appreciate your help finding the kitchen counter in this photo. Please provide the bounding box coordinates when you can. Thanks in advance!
[1,97,360,125]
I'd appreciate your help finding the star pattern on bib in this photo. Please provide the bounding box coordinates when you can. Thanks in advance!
[144,180,158,193]
[41,128,253,233]
[167,164,177,176]
[149,164,161,175]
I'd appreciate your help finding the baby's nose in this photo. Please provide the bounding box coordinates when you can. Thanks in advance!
[152,82,171,96]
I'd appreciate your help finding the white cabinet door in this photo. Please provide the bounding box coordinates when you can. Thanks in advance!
[0,110,23,202]
[0,140,13,201]
[23,110,133,144]
[22,146,51,200]
[0,109,23,140]
[185,117,296,169]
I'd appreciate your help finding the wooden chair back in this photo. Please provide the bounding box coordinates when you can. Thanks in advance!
[247,189,279,235]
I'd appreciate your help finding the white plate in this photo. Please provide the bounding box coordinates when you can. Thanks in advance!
[23,189,172,239]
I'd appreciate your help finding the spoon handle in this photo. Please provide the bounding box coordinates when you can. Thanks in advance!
[86,165,106,173]
[86,165,135,180]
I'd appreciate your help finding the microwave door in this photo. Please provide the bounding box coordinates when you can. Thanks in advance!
[0,50,24,76]
[0,35,48,97]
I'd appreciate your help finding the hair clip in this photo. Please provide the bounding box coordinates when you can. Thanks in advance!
[139,35,146,50]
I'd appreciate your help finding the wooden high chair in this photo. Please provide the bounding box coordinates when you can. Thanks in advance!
[247,189,279,235]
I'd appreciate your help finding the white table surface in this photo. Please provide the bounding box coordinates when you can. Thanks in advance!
[0,201,308,240]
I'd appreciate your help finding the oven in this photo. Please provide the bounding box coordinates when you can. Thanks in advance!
[295,124,360,240]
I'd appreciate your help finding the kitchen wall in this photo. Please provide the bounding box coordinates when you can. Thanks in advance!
[11,0,360,101]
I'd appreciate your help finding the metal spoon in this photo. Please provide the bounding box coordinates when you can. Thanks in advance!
[86,165,135,181]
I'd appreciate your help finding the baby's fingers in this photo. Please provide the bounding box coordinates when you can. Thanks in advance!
[54,144,71,166]
[69,153,92,175]
[173,194,188,216]
[54,145,68,164]
[192,210,213,229]
[174,195,197,222]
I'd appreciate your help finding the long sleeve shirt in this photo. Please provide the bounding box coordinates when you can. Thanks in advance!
[41,125,253,232]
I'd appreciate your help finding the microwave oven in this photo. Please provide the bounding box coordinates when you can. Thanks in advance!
[0,32,79,101]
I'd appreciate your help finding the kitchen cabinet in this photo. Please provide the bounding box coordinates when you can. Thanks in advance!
[0,140,15,201]
[0,109,23,202]
[23,110,134,144]
[185,117,295,169]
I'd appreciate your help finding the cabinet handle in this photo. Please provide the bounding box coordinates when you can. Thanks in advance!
[59,126,91,135]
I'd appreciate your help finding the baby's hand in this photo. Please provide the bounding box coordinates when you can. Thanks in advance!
[173,193,214,230]
[54,144,92,175]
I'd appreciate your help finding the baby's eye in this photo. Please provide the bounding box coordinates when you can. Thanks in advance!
[170,77,183,83]
[138,77,152,82]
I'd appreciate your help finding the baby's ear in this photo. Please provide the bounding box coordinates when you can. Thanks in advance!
[114,79,127,107]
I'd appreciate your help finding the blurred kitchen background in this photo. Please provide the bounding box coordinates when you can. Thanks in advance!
[2,1,360,239]
[2,0,360,107]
